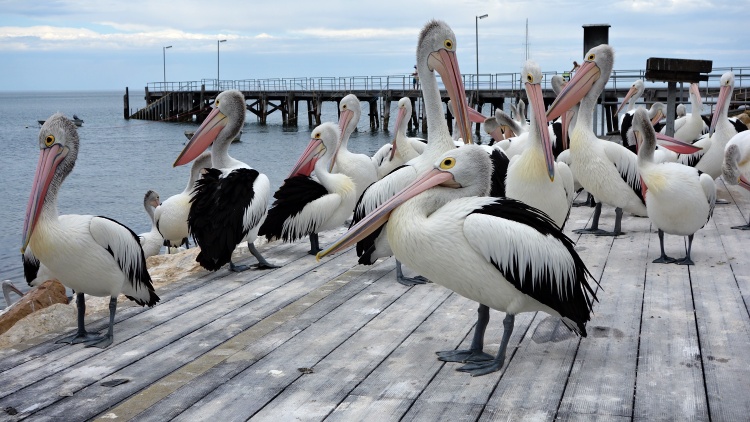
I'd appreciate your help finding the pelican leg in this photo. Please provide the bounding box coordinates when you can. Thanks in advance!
[595,207,625,236]
[731,215,750,230]
[653,229,676,264]
[2,281,24,307]
[396,260,429,286]
[574,201,608,235]
[183,237,191,249]
[308,233,321,256]
[229,260,250,272]
[57,293,101,345]
[85,297,116,349]
[572,192,594,208]
[437,304,494,363]
[457,313,515,376]
[248,242,279,270]
[676,234,695,266]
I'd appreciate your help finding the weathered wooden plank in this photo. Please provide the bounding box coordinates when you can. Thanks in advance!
[117,260,396,422]
[326,293,497,421]
[163,262,417,421]
[0,240,355,419]
[716,180,750,315]
[249,282,455,420]
[633,261,708,421]
[688,196,750,421]
[556,213,651,418]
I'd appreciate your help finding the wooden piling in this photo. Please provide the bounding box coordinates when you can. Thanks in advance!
[123,87,129,120]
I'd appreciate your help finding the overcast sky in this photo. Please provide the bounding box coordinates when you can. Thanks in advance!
[0,0,746,91]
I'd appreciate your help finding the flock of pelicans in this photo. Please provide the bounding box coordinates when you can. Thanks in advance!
[17,20,750,378]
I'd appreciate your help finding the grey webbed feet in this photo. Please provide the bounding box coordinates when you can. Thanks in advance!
[436,349,494,363]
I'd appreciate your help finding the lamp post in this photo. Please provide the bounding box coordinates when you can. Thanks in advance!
[475,14,488,100]
[217,39,227,89]
[163,45,172,84]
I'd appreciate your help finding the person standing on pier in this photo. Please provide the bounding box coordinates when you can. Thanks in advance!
[412,65,419,89]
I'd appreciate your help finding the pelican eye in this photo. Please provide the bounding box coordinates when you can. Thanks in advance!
[44,135,55,147]
[587,53,595,61]
[439,157,456,170]
[215,100,220,106]
[444,39,453,49]
[314,133,321,139]
[342,104,347,109]
[526,73,533,83]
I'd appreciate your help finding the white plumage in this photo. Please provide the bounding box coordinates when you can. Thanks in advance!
[334,94,379,200]
[723,130,750,229]
[138,190,163,258]
[372,97,425,178]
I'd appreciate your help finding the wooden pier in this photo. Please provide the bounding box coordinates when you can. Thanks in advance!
[1,161,749,421]
[124,67,750,136]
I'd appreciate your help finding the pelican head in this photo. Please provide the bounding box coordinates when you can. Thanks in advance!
[723,143,750,191]
[547,44,614,121]
[390,97,413,160]
[22,113,79,252]
[631,107,701,155]
[615,79,645,116]
[522,60,555,180]
[710,71,734,136]
[649,102,666,125]
[676,104,687,118]
[317,145,491,260]
[417,20,473,144]
[174,90,245,167]
[144,190,161,210]
[288,122,339,178]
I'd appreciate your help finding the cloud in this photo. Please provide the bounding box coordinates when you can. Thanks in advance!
[292,27,418,40]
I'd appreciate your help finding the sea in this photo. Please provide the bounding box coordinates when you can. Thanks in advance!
[1,90,468,299]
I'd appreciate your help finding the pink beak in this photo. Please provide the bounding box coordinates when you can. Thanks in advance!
[615,83,640,116]
[739,175,750,192]
[287,138,324,178]
[174,106,227,167]
[22,144,69,252]
[429,49,473,144]
[547,60,601,121]
[526,81,555,181]
[709,84,731,137]
[655,133,703,154]
[390,106,409,161]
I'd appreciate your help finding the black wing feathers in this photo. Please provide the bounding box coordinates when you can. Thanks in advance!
[259,176,329,242]
[489,149,509,198]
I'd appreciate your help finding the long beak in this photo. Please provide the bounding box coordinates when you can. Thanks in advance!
[429,49,472,144]
[334,109,354,171]
[317,168,454,260]
[22,144,68,252]
[547,60,601,121]
[468,107,486,123]
[562,109,574,150]
[709,84,731,136]
[527,81,555,181]
[739,175,750,192]
[390,106,408,161]
[655,133,703,154]
[650,109,664,126]
[288,138,325,178]
[690,83,701,103]
[174,106,227,167]
[489,127,504,143]
[615,84,639,116]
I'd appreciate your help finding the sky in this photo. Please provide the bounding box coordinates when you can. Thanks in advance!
[0,0,747,91]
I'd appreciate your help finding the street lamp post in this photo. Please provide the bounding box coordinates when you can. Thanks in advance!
[217,39,227,89]
[475,14,488,99]
[163,45,172,84]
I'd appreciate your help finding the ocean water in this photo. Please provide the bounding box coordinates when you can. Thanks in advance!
[0,90,410,295]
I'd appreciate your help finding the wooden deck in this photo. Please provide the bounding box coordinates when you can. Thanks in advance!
[1,179,749,421]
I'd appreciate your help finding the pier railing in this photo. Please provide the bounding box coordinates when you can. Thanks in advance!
[147,66,750,98]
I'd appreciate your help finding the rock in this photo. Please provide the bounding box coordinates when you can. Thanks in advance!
[0,280,68,336]
[0,303,76,349]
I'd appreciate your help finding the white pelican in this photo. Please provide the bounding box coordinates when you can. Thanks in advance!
[621,103,665,151]
[723,130,750,229]
[138,190,163,258]
[659,83,707,142]
[632,108,715,265]
[154,151,212,251]
[546,46,697,236]
[259,123,356,254]
[676,104,687,119]
[506,60,574,229]
[372,97,426,179]
[352,19,474,286]
[173,90,277,272]
[22,114,159,348]
[318,145,598,376]
[335,94,379,200]
[615,79,644,131]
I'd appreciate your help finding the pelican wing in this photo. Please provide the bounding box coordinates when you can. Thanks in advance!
[408,137,427,154]
[620,112,634,146]
[699,171,716,225]
[463,198,597,335]
[489,148,510,198]
[22,247,40,287]
[557,162,575,230]
[259,176,332,242]
[602,142,645,205]
[371,143,392,167]
[90,216,158,306]
[676,134,710,168]
[189,167,269,271]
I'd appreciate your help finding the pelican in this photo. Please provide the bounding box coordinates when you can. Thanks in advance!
[372,97,426,179]
[547,45,698,236]
[505,60,574,229]
[21,114,159,348]
[259,123,356,254]
[154,151,212,252]
[659,83,707,142]
[723,131,750,229]
[138,190,163,258]
[318,145,598,376]
[621,102,666,150]
[632,108,715,265]
[335,94,379,200]
[676,104,687,119]
[173,90,277,272]
[352,19,474,286]
[616,79,645,131]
